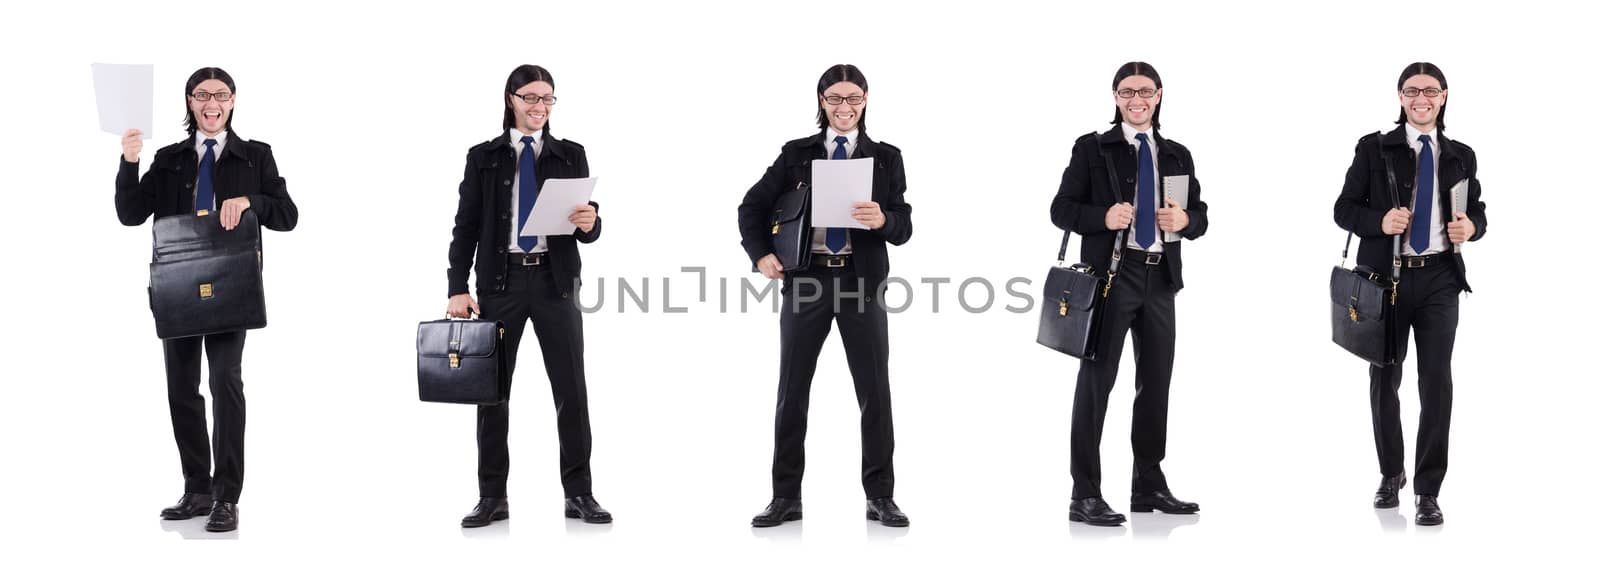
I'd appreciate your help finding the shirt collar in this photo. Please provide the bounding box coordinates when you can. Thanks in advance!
[1120,122,1153,146]
[509,127,543,147]
[1404,123,1437,148]
[825,127,859,149]
[195,130,228,149]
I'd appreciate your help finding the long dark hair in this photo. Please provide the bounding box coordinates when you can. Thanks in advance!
[502,64,555,132]
[183,67,236,137]
[815,64,868,132]
[1109,61,1163,130]
[1395,62,1448,131]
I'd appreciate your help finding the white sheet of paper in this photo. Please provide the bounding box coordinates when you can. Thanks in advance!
[518,177,598,236]
[1161,174,1190,242]
[92,63,154,138]
[810,158,874,229]
[1450,179,1469,254]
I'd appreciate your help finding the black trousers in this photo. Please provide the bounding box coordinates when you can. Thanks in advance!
[476,262,593,498]
[770,263,896,499]
[162,330,247,503]
[1370,262,1460,496]
[1070,258,1176,500]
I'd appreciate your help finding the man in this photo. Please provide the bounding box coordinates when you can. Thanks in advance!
[736,64,913,528]
[1334,62,1486,526]
[1049,61,1208,526]
[115,67,299,533]
[445,64,611,527]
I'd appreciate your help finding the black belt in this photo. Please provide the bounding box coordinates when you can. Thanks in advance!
[509,252,549,267]
[811,253,852,268]
[1397,254,1446,269]
[1119,247,1164,266]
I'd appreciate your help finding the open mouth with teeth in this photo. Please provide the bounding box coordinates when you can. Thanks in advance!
[1127,105,1149,115]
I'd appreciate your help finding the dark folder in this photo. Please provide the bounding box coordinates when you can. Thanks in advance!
[148,211,266,339]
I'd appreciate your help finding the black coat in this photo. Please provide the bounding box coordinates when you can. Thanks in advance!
[1334,125,1486,291]
[1050,126,1208,291]
[448,131,601,298]
[115,134,299,231]
[737,131,913,290]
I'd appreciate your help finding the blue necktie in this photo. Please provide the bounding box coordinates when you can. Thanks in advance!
[195,138,217,213]
[1411,135,1434,254]
[517,135,539,252]
[1134,133,1156,250]
[825,135,849,253]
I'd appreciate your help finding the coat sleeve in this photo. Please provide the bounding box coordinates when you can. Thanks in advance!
[245,147,298,232]
[737,148,789,265]
[1178,147,1207,240]
[1462,147,1487,242]
[447,151,482,297]
[572,150,601,244]
[1334,136,1390,238]
[871,150,912,246]
[1050,135,1111,235]
[115,155,160,226]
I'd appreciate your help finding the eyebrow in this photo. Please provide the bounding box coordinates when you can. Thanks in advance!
[825,92,863,97]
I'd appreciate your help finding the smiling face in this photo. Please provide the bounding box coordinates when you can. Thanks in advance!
[1399,74,1446,132]
[820,81,866,133]
[1114,75,1161,131]
[508,80,554,134]
[188,79,234,137]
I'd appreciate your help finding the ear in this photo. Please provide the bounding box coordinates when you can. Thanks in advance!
[1152,88,1162,106]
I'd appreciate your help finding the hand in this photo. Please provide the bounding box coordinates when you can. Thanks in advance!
[1157,196,1188,233]
[756,253,784,280]
[446,293,480,318]
[1447,211,1475,244]
[220,197,251,230]
[1381,208,1413,235]
[851,201,886,230]
[1104,203,1134,230]
[569,204,597,233]
[122,129,143,163]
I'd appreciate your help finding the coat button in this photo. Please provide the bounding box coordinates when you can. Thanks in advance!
[561,292,570,299]
[498,249,506,255]
[495,274,504,280]
[503,179,512,186]
[185,183,192,189]
[501,213,510,219]
[1403,182,1412,189]
[1125,177,1135,183]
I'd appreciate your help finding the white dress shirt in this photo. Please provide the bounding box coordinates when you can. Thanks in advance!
[507,127,549,254]
[811,127,859,255]
[1402,123,1445,256]
[1121,123,1163,253]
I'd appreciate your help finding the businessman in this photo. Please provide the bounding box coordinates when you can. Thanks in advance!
[1334,62,1486,526]
[115,67,299,533]
[736,64,913,528]
[1049,62,1208,526]
[445,64,611,527]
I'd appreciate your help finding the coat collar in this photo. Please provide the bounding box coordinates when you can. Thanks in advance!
[1097,124,1177,160]
[1381,123,1460,164]
[487,129,572,162]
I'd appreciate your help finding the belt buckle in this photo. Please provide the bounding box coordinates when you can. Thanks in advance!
[1406,256,1426,268]
[824,255,846,268]
[1144,253,1161,265]
[520,253,544,266]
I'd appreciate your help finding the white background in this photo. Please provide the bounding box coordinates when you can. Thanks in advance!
[1,0,1594,576]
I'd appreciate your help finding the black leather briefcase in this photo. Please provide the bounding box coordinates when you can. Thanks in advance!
[417,318,509,405]
[769,185,812,272]
[1329,262,1396,366]
[149,211,266,339]
[1037,230,1125,361]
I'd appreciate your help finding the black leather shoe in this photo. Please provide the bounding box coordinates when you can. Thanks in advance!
[1130,490,1200,514]
[751,498,802,528]
[1068,497,1126,526]
[1374,472,1407,508]
[1415,495,1443,526]
[461,497,509,528]
[204,501,238,533]
[866,497,909,527]
[160,493,213,520]
[563,495,612,524]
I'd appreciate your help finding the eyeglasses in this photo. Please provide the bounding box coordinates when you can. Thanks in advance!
[189,91,233,102]
[1401,87,1444,98]
[823,95,865,105]
[511,92,558,105]
[1115,88,1157,99]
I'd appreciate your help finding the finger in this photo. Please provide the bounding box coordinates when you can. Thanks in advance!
[1165,196,1178,207]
